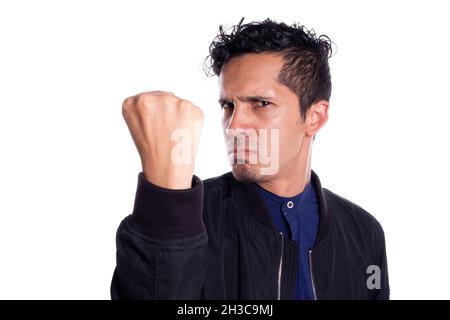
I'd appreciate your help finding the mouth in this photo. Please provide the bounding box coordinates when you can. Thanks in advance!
[228,149,257,155]
[227,148,258,165]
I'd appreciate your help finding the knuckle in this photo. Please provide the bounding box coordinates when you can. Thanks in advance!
[177,98,192,108]
[122,96,132,108]
[136,93,149,105]
[137,93,157,112]
[177,99,204,119]
[160,93,175,104]
[122,96,134,116]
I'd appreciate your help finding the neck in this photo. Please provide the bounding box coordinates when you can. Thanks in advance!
[257,140,312,197]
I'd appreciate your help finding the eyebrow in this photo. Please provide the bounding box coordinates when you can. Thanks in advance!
[218,95,275,104]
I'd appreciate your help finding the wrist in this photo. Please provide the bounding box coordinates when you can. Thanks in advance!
[142,165,193,190]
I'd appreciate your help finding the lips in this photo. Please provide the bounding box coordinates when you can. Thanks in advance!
[229,149,257,155]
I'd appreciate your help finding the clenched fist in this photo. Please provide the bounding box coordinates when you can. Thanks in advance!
[122,91,204,189]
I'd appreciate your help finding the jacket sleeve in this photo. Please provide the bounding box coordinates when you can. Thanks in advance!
[374,226,390,300]
[111,173,207,299]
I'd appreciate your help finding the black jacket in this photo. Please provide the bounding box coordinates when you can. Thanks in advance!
[111,171,389,300]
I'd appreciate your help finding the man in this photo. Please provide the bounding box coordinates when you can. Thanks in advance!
[111,18,389,300]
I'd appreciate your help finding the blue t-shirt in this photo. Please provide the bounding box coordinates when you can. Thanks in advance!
[255,179,319,300]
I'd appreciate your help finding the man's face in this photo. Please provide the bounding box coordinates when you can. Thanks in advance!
[219,53,308,183]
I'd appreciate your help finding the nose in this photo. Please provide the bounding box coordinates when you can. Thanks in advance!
[224,104,252,137]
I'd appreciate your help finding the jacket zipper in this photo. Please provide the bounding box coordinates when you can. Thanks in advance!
[277,232,284,300]
[309,249,317,300]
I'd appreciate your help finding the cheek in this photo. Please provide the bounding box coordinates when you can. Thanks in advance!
[278,124,303,157]
[255,114,291,156]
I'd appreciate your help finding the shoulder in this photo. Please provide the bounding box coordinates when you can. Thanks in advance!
[323,188,385,243]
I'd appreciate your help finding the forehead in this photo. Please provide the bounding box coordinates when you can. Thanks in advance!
[218,53,285,96]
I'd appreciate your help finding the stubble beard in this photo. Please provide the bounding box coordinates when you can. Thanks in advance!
[231,163,271,184]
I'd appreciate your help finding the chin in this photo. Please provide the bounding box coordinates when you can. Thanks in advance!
[231,164,270,183]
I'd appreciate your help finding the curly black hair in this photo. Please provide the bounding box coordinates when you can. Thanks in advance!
[204,18,333,120]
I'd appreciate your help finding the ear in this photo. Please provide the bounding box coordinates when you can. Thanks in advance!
[305,100,329,138]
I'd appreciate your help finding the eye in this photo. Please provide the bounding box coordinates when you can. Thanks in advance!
[221,101,235,109]
[255,100,271,108]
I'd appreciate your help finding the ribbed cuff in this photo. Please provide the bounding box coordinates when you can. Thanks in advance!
[131,172,204,239]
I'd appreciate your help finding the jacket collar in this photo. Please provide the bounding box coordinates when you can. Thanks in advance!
[310,170,332,245]
[228,170,332,245]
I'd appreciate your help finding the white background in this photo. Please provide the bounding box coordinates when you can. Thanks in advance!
[0,0,449,299]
